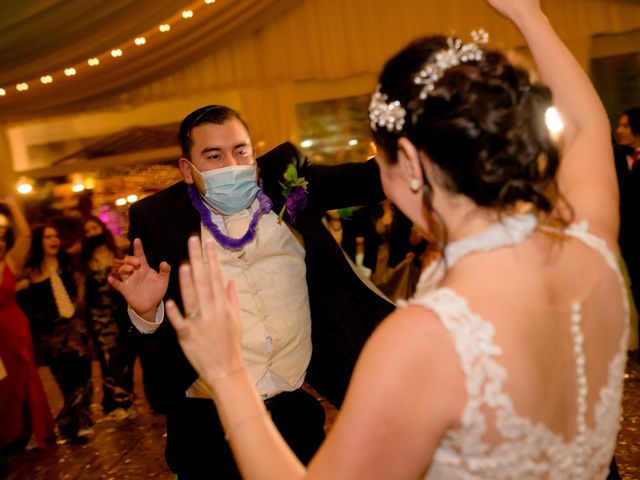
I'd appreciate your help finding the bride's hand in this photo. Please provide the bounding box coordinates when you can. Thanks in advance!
[486,0,541,21]
[166,236,244,389]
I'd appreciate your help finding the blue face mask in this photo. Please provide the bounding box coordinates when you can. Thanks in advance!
[191,163,260,215]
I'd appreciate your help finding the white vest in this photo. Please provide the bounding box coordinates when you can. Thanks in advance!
[188,203,312,398]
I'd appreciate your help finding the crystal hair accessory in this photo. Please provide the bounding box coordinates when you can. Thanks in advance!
[369,29,489,132]
[414,29,488,100]
[369,86,407,132]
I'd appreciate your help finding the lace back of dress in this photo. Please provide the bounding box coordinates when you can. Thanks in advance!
[409,220,629,480]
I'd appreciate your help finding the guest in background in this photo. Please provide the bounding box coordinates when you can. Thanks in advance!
[79,216,136,421]
[0,197,55,450]
[19,224,93,442]
[616,106,640,170]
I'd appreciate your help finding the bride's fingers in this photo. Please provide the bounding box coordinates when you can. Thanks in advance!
[178,263,199,320]
[187,236,213,307]
[227,280,241,323]
[166,299,189,338]
[204,240,226,302]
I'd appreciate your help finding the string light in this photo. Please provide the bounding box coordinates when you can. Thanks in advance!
[126,194,139,203]
[348,138,358,146]
[0,2,221,96]
[115,198,127,206]
[16,177,34,194]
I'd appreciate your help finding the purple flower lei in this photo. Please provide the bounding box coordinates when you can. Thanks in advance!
[187,182,273,251]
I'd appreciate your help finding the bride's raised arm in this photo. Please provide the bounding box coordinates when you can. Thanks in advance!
[489,0,618,246]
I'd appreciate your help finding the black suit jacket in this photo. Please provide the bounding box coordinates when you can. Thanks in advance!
[129,142,394,408]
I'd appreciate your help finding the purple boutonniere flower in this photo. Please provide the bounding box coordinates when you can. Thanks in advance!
[277,163,308,224]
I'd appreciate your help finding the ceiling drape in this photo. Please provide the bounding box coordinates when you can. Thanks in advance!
[1,0,640,153]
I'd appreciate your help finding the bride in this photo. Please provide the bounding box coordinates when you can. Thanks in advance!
[164,0,627,478]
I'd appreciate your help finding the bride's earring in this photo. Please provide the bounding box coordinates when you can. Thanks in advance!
[410,178,421,193]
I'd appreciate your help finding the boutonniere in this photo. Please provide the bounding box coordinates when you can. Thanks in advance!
[277,163,309,224]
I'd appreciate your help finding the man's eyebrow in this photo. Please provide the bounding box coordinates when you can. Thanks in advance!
[201,146,221,155]
[234,142,251,149]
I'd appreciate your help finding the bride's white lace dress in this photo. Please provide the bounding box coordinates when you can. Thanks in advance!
[403,218,628,479]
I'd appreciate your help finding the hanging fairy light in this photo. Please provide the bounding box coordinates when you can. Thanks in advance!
[16,177,34,194]
[115,198,127,206]
[0,1,222,97]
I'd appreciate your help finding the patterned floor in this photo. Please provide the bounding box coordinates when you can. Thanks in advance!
[3,355,639,479]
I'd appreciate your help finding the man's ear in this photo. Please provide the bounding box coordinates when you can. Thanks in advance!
[397,137,424,192]
[178,158,195,184]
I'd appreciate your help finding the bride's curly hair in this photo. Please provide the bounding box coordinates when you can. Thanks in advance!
[372,36,571,248]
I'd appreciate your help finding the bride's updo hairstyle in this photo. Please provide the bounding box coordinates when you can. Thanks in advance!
[370,35,565,232]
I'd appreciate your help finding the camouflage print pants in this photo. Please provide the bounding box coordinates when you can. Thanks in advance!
[39,317,93,438]
[87,305,135,413]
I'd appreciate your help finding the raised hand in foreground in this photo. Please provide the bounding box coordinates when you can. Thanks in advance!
[108,238,171,320]
[165,236,244,387]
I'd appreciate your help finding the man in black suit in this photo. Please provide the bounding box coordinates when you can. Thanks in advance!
[110,105,394,479]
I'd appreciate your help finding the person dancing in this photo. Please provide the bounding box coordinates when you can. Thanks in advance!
[79,216,136,420]
[0,197,54,450]
[166,0,627,478]
[21,225,94,442]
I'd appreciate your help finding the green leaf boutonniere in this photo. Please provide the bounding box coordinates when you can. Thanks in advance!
[277,163,309,224]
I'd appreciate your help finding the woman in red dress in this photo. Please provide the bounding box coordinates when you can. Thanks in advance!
[0,196,54,449]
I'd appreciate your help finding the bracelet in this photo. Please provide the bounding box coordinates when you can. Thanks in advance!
[224,411,267,441]
[208,366,244,389]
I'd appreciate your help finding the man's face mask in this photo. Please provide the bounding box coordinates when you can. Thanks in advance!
[190,163,259,215]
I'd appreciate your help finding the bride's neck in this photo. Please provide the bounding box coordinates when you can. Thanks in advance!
[436,195,499,244]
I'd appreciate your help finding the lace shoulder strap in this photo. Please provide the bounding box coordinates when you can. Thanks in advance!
[403,288,510,454]
[562,221,619,273]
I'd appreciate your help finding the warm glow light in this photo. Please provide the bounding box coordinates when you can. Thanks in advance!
[348,138,358,146]
[115,198,127,206]
[17,178,33,194]
[126,194,139,203]
[300,139,313,148]
[64,68,77,76]
[205,0,216,4]
[0,88,6,96]
[182,10,193,18]
[134,37,146,46]
[159,24,171,32]
[84,177,96,189]
[111,49,123,57]
[545,106,564,135]
[16,83,29,91]
[71,184,85,192]
[88,58,100,66]
[40,75,53,84]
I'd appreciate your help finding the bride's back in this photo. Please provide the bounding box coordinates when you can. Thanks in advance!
[426,225,628,478]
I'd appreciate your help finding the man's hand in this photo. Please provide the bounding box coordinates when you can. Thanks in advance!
[108,238,170,319]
